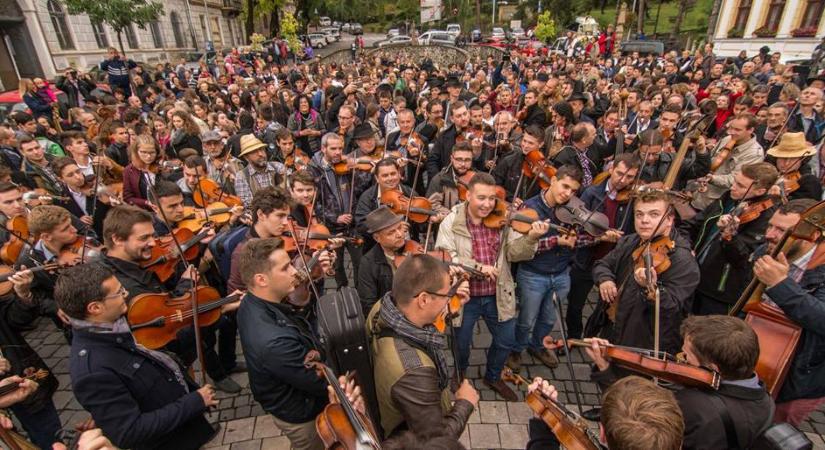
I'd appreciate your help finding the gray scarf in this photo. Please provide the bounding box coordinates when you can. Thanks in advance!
[379,294,450,390]
[70,316,188,391]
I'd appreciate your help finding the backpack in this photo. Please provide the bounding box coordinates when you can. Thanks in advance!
[208,225,248,279]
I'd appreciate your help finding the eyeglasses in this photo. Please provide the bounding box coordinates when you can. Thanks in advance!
[420,278,462,300]
[100,286,128,301]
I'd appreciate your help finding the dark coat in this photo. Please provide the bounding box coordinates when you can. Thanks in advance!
[764,263,825,402]
[638,150,711,191]
[55,189,111,238]
[167,132,202,159]
[237,293,328,423]
[69,328,214,450]
[105,142,130,168]
[787,111,824,145]
[22,92,52,119]
[307,152,369,234]
[573,180,636,273]
[122,164,152,210]
[679,192,775,305]
[354,184,416,250]
[492,151,541,201]
[677,381,773,450]
[592,230,699,354]
[55,76,96,108]
[427,124,458,179]
[356,244,394,314]
[521,104,547,129]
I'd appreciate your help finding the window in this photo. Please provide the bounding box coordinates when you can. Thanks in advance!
[801,0,825,28]
[170,12,186,48]
[200,15,207,45]
[125,24,139,48]
[150,21,164,48]
[764,0,786,32]
[47,0,74,50]
[91,21,109,48]
[733,0,752,31]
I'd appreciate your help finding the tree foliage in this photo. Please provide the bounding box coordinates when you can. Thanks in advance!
[534,11,557,42]
[62,0,163,53]
[280,12,303,54]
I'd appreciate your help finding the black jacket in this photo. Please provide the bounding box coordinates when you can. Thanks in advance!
[354,184,416,251]
[105,142,130,168]
[573,180,636,272]
[167,132,203,160]
[592,230,699,354]
[552,144,609,180]
[764,262,825,402]
[679,192,775,305]
[638,150,711,191]
[357,244,394,314]
[55,76,96,108]
[70,327,214,450]
[427,124,458,179]
[677,380,773,450]
[521,104,547,129]
[492,151,541,201]
[237,293,328,423]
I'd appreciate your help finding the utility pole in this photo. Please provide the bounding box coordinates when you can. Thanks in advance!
[184,0,198,49]
[204,0,213,48]
[492,0,496,26]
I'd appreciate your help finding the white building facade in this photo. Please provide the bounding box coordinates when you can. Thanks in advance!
[0,0,246,90]
[711,0,825,62]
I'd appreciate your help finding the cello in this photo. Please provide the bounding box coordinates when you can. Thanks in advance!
[727,201,825,397]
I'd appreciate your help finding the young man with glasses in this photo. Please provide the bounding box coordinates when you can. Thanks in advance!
[56,263,219,450]
[330,104,358,153]
[427,142,475,210]
[367,253,477,439]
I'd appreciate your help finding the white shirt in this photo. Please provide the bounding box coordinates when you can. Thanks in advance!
[68,187,88,216]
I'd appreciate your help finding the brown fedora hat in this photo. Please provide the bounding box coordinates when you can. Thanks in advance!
[365,206,403,234]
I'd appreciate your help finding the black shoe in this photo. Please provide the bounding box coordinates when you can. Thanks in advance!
[227,360,247,374]
[214,377,242,393]
[506,351,523,373]
[582,407,601,421]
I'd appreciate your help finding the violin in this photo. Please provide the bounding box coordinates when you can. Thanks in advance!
[284,149,311,171]
[0,369,50,450]
[177,203,235,232]
[631,235,674,294]
[483,200,573,236]
[568,339,721,390]
[710,137,736,172]
[522,150,557,190]
[456,171,506,201]
[379,189,438,224]
[192,178,242,208]
[1,216,30,265]
[433,272,468,334]
[502,367,600,450]
[305,359,382,450]
[283,223,363,254]
[332,157,375,176]
[129,286,241,349]
[142,227,213,282]
[392,240,485,278]
[0,263,61,296]
[554,197,612,237]
[57,236,103,266]
[780,171,801,196]
[721,197,776,241]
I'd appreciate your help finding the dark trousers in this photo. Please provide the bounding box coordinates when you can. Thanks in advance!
[565,267,594,339]
[11,399,61,449]
[334,241,362,288]
[692,291,731,316]
[217,313,238,371]
[168,322,229,382]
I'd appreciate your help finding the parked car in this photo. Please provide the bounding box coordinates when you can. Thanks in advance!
[509,27,525,39]
[446,23,461,37]
[305,33,327,48]
[321,27,341,42]
[319,16,331,27]
[491,27,506,40]
[375,35,412,47]
[332,21,341,29]
[418,30,456,46]
[620,40,664,56]
[387,28,400,38]
[350,23,363,35]
[342,22,352,33]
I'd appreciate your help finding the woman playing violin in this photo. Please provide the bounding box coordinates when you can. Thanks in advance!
[581,315,771,450]
[122,135,161,211]
[593,189,699,355]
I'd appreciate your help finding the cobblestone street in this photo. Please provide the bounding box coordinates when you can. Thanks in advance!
[21,279,825,449]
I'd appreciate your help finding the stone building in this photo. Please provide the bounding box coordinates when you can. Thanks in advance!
[0,0,245,91]
[711,0,824,61]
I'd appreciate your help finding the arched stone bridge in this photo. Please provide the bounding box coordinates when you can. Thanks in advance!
[320,44,506,68]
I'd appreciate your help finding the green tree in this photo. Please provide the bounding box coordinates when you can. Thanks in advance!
[534,11,557,42]
[280,12,303,54]
[62,0,163,54]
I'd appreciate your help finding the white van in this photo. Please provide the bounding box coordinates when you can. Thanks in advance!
[418,30,456,46]
[319,16,331,27]
[446,24,461,37]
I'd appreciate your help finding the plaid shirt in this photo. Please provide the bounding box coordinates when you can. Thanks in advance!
[466,217,500,297]
[234,162,286,207]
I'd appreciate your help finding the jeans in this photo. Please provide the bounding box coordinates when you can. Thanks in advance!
[11,399,61,449]
[334,241,362,288]
[515,268,571,353]
[455,295,516,382]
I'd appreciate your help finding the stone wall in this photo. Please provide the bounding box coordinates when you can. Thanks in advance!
[321,43,506,68]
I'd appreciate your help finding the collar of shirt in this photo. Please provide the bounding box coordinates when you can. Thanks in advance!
[34,239,57,262]
[604,180,617,200]
[721,373,761,389]
[68,187,89,214]
[790,245,817,282]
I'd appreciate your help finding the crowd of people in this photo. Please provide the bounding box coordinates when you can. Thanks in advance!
[0,37,824,449]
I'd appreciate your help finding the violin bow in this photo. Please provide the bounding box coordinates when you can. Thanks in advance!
[550,291,586,414]
[493,170,527,268]
[79,153,106,263]
[286,220,322,301]
[767,102,800,151]
[298,191,319,256]
[193,174,212,224]
[146,181,208,387]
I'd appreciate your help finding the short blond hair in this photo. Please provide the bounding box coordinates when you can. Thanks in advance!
[29,205,72,236]
[602,376,684,450]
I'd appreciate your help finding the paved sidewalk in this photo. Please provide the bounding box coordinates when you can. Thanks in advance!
[22,289,825,449]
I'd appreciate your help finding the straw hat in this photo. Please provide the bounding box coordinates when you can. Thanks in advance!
[238,134,267,158]
[766,132,816,159]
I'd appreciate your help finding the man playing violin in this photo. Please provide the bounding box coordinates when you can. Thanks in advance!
[553,123,604,189]
[0,182,28,249]
[61,131,122,180]
[96,205,243,393]
[52,156,112,238]
[493,125,546,201]
[526,376,683,450]
[55,263,219,450]
[765,132,822,201]
[594,189,699,355]
[148,181,218,243]
[509,165,582,372]
[583,315,772,450]
[356,206,409,316]
[436,173,546,401]
[427,100,470,180]
[635,127,710,191]
[567,153,639,339]
[752,199,825,427]
[347,123,383,189]
[178,156,245,226]
[385,109,428,193]
[236,237,334,450]
[202,130,243,194]
[367,253,477,439]
[288,170,318,228]
[680,162,779,315]
[427,142,475,210]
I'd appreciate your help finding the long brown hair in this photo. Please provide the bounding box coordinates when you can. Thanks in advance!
[129,134,160,171]
[171,109,201,136]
